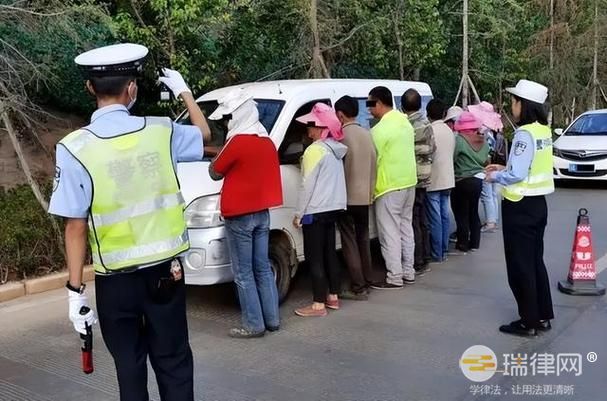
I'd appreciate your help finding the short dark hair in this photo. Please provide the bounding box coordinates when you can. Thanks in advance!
[402,89,421,112]
[426,99,446,121]
[335,95,359,118]
[514,95,548,126]
[89,75,135,97]
[369,86,393,108]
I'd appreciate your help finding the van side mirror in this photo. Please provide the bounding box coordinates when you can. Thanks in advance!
[554,128,563,136]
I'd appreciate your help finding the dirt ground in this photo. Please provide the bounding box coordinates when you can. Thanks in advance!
[0,110,86,188]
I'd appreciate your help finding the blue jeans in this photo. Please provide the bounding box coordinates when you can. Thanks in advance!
[481,181,499,224]
[224,210,280,333]
[426,190,451,261]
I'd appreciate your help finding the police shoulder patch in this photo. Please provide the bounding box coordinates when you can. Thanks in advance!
[513,141,527,156]
[53,166,61,192]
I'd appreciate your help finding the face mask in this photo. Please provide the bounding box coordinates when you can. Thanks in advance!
[127,82,137,110]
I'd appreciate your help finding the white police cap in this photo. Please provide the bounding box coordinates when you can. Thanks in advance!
[75,43,149,76]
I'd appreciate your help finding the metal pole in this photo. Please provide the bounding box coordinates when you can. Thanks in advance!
[462,0,469,108]
[550,0,554,70]
[592,0,599,110]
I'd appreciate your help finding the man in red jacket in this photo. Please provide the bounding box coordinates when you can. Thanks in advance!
[209,89,283,338]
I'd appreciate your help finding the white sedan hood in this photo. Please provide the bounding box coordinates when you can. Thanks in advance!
[554,135,607,151]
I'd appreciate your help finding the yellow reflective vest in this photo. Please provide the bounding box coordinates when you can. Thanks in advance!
[371,110,417,198]
[60,117,189,273]
[502,122,555,202]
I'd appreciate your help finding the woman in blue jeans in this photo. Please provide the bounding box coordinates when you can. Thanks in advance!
[208,89,283,338]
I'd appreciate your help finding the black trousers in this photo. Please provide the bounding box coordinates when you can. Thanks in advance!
[96,261,194,401]
[502,196,554,328]
[451,177,483,251]
[303,211,342,303]
[337,205,373,293]
[413,187,432,269]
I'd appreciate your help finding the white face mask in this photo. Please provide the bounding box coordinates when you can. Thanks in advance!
[127,82,137,110]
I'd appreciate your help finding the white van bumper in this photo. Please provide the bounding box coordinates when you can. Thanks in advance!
[181,226,234,285]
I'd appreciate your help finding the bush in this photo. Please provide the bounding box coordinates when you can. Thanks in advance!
[0,185,65,281]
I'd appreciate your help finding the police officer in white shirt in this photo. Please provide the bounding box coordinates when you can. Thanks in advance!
[48,43,210,401]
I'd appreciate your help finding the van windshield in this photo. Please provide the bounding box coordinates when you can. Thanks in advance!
[176,99,285,158]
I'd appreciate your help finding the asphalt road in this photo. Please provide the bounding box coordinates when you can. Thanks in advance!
[1,183,606,401]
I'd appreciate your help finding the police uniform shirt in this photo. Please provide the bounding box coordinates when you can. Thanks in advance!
[49,104,203,218]
[489,129,534,186]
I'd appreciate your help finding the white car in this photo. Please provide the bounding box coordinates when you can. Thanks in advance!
[175,79,433,301]
[553,110,607,180]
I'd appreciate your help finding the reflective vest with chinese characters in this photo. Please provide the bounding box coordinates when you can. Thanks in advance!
[60,117,189,273]
[502,123,555,202]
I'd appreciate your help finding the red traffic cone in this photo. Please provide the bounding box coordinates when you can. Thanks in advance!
[558,208,605,296]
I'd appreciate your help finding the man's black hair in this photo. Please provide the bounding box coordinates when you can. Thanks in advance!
[402,89,422,112]
[426,99,446,121]
[513,95,548,126]
[368,86,393,108]
[335,95,359,118]
[89,75,135,97]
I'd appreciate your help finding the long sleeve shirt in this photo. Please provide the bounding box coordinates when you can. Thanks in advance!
[489,129,534,186]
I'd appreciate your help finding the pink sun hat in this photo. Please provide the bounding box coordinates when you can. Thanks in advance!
[468,101,504,131]
[296,102,344,140]
[454,111,481,132]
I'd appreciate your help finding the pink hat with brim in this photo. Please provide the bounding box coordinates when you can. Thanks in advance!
[468,101,504,131]
[296,103,344,140]
[454,111,481,132]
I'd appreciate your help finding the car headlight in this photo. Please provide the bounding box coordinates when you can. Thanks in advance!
[184,194,223,228]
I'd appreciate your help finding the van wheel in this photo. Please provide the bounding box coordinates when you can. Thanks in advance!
[269,241,292,304]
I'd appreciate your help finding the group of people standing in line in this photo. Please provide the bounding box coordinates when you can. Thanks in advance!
[217,82,554,340]
[54,42,556,400]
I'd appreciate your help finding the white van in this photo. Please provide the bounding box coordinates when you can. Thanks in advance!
[176,79,433,301]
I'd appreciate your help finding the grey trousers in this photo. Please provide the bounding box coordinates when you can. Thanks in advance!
[375,188,416,285]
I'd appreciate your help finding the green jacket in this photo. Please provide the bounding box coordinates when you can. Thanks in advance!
[371,110,417,198]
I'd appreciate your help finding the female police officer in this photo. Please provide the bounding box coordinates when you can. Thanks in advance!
[486,79,555,337]
[48,43,210,400]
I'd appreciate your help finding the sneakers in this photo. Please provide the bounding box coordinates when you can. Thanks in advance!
[403,277,416,285]
[370,282,403,290]
[229,327,265,339]
[481,223,498,233]
[340,290,369,301]
[415,264,431,276]
[295,305,328,317]
[538,320,552,332]
[448,249,468,256]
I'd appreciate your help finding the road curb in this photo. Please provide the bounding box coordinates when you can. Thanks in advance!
[0,266,94,303]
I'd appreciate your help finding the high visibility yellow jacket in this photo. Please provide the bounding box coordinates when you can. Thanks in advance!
[60,117,189,273]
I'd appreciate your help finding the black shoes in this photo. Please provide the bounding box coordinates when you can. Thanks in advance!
[499,320,538,337]
[340,290,369,301]
[538,320,552,332]
[371,282,403,290]
[266,325,280,332]
[415,264,432,276]
[229,328,265,339]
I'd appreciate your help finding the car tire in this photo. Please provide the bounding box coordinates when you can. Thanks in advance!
[269,240,293,304]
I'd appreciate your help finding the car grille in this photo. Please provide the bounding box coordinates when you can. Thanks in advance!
[559,169,607,178]
[558,149,607,162]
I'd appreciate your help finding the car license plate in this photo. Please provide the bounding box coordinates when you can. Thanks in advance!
[568,164,595,173]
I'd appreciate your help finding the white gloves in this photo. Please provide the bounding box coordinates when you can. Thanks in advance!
[158,68,191,98]
[68,289,97,335]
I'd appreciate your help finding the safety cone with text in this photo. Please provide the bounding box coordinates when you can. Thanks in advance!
[558,208,605,296]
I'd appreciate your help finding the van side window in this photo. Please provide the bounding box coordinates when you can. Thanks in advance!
[279,99,332,165]
[355,98,375,129]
